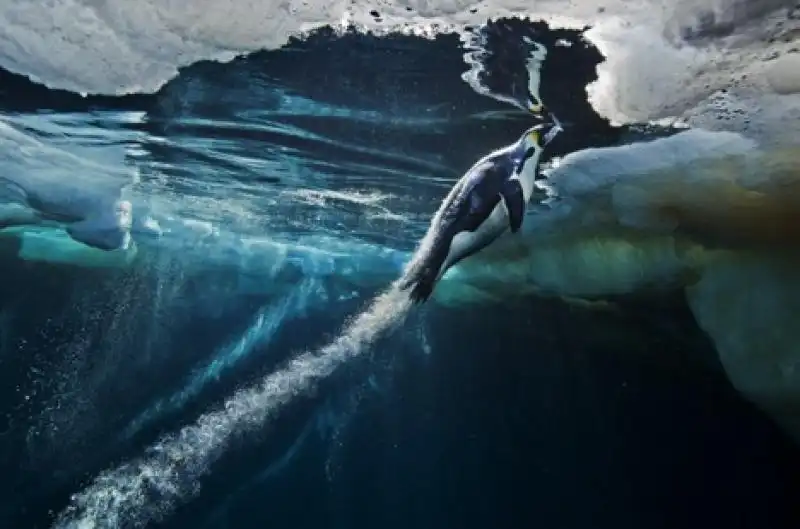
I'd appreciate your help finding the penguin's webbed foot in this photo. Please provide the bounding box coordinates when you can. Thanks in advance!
[408,279,435,304]
[399,268,437,304]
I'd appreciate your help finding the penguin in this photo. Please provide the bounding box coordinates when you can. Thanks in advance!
[399,120,562,303]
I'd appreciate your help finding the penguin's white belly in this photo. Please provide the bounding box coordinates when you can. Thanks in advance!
[442,201,509,277]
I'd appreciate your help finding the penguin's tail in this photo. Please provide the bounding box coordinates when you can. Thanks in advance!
[398,266,438,304]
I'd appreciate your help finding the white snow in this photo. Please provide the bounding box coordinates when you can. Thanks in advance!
[0,0,797,139]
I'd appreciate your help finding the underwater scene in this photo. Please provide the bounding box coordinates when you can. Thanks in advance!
[1,1,800,528]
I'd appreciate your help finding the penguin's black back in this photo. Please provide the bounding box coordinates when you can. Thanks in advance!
[401,154,517,303]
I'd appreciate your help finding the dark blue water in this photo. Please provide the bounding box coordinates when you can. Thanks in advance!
[1,18,799,529]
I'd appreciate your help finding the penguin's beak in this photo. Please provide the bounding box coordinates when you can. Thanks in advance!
[541,122,562,146]
[541,111,563,146]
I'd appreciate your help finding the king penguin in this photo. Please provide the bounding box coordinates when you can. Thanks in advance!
[399,120,561,303]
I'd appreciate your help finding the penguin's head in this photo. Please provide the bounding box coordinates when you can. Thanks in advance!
[514,121,562,175]
[521,121,561,152]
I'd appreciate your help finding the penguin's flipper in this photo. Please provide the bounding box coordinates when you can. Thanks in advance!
[500,179,525,233]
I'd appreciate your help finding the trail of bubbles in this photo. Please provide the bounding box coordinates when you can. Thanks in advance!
[121,280,319,440]
[53,285,412,529]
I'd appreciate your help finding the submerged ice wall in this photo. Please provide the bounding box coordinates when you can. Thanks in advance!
[435,128,800,443]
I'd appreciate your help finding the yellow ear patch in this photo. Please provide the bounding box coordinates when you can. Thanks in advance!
[528,130,540,144]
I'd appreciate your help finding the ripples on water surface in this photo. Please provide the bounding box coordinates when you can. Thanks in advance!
[1,14,800,529]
